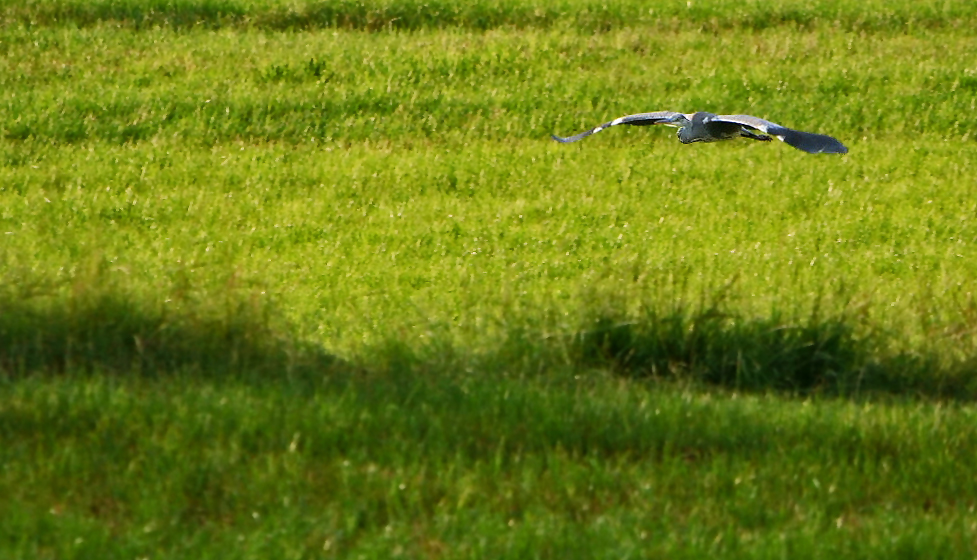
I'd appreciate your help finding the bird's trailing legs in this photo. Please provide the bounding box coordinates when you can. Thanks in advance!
[739,129,772,142]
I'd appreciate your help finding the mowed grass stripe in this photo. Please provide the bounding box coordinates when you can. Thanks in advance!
[4,0,977,31]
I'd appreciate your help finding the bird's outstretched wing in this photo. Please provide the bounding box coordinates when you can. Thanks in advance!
[551,111,688,143]
[713,114,848,154]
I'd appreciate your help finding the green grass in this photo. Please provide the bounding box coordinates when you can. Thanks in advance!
[3,0,977,558]
[5,0,977,31]
[5,372,977,559]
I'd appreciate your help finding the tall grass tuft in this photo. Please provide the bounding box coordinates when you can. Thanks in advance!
[572,307,864,391]
[566,304,977,400]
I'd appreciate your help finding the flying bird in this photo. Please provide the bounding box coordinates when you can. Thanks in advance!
[552,111,848,154]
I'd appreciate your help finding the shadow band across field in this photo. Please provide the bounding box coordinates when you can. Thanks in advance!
[0,294,347,382]
[2,292,975,401]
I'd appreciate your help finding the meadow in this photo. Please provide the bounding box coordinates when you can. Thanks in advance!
[2,0,977,557]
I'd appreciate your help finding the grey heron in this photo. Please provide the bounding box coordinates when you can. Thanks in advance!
[552,111,848,154]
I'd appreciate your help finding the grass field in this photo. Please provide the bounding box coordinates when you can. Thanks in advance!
[3,0,977,558]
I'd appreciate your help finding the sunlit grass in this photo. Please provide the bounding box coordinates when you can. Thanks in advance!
[3,135,977,358]
[2,25,976,144]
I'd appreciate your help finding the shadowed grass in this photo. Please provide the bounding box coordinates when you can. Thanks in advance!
[567,307,977,400]
[0,281,343,382]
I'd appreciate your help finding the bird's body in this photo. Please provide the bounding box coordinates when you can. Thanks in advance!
[552,111,848,154]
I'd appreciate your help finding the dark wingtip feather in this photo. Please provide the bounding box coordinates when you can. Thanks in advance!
[777,128,849,154]
[551,134,572,143]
